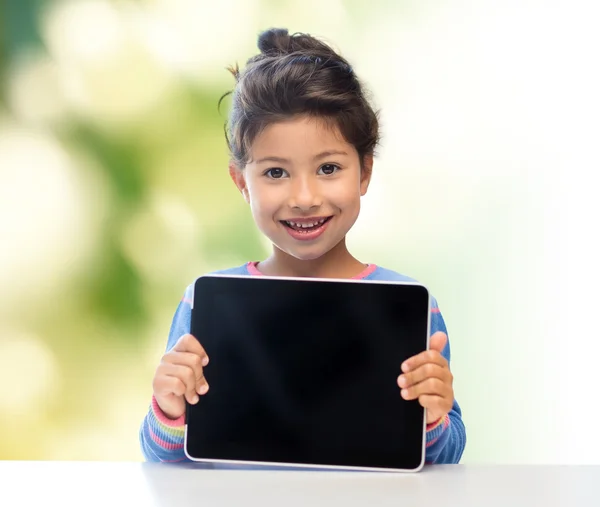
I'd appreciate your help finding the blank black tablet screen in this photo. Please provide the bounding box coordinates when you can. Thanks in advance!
[185,275,430,470]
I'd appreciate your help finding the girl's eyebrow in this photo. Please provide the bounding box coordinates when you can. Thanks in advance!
[254,156,289,165]
[254,150,349,165]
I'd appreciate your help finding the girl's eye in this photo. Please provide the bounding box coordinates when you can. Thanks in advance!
[318,164,340,176]
[265,168,287,179]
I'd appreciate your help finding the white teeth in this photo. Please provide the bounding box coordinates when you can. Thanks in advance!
[285,218,327,228]
[284,218,329,230]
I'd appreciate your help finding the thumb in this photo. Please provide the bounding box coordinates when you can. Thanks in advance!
[429,331,447,353]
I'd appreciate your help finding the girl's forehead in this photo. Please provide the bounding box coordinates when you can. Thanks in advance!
[252,117,350,151]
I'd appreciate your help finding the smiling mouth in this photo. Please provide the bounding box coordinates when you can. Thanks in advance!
[281,216,333,232]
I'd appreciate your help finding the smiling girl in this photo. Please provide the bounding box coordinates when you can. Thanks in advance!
[140,28,467,466]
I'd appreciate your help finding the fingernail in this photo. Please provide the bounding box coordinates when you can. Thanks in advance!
[401,362,410,373]
[398,375,405,388]
[199,384,209,395]
[192,395,199,404]
[202,356,209,366]
[401,389,408,399]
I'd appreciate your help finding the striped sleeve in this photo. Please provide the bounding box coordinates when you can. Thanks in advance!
[424,297,467,464]
[139,285,194,463]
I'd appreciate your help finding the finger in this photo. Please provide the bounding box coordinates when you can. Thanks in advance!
[160,363,200,404]
[401,348,447,373]
[429,331,448,354]
[164,351,209,395]
[417,394,453,417]
[398,363,452,389]
[153,369,186,398]
[173,334,209,366]
[400,377,451,401]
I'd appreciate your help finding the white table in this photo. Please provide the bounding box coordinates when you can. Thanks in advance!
[1,461,597,506]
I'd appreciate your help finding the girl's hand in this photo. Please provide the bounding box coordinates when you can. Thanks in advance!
[397,332,454,424]
[152,334,210,420]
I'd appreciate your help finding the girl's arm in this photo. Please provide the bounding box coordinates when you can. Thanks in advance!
[139,293,194,463]
[424,301,467,464]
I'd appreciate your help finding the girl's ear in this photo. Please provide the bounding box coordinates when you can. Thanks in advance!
[229,162,250,203]
[360,154,374,196]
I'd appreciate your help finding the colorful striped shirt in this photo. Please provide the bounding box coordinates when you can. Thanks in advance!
[139,263,467,466]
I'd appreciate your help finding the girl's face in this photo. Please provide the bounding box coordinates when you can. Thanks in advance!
[230,115,372,262]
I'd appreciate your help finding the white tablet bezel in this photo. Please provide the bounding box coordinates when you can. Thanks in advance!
[183,273,432,473]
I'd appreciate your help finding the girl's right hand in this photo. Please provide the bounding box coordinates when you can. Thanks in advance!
[152,333,210,420]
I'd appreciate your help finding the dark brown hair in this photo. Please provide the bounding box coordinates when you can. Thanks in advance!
[221,28,380,168]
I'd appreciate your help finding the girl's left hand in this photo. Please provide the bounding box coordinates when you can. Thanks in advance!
[397,332,454,424]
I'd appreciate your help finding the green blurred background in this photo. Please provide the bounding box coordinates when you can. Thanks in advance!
[0,0,597,464]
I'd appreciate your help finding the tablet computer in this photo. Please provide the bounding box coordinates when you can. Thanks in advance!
[184,274,431,472]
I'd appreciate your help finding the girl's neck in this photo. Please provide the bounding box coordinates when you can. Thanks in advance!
[256,239,367,279]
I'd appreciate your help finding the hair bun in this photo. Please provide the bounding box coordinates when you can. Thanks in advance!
[257,28,292,55]
[256,27,337,58]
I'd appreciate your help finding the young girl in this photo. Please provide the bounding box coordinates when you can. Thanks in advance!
[140,28,466,466]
